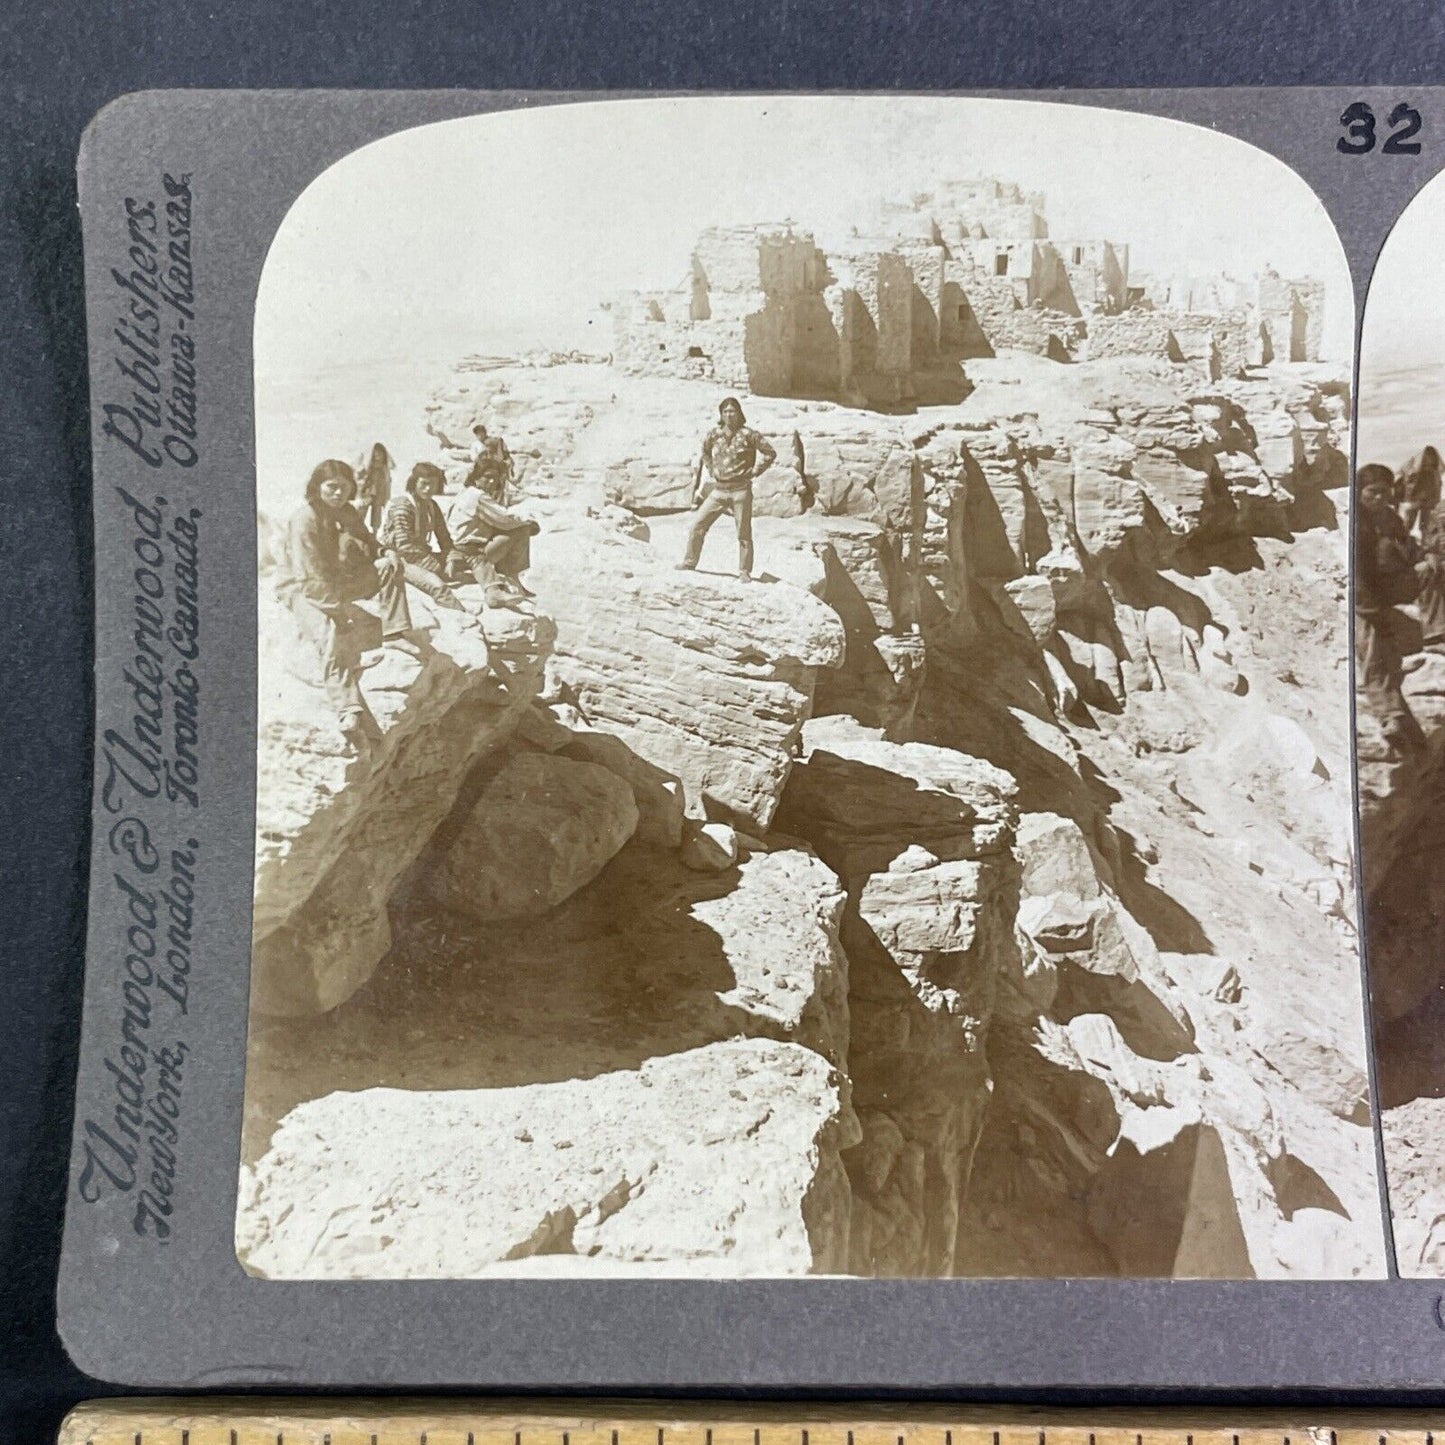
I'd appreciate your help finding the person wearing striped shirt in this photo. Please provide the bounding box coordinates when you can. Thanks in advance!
[377,463,465,610]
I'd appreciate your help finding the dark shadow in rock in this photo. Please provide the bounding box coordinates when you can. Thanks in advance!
[911,366,973,410]
[959,450,1026,582]
[1086,814,1213,959]
[1374,982,1445,1110]
[1061,694,1102,730]
[811,543,921,734]
[1267,1151,1350,1221]
[1052,961,1197,1062]
[818,544,885,642]
[1018,476,1056,573]
[1074,752,1122,808]
[833,898,993,1277]
[1050,629,1125,716]
[955,1023,1120,1278]
[1173,533,1265,578]
[1105,553,1215,639]
[1086,1122,1255,1278]
[426,727,534,854]
[1285,479,1340,534]
[777,748,1001,877]
[241,834,773,1166]
[1107,822,1215,956]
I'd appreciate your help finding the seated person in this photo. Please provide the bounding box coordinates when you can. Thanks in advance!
[468,423,514,489]
[1417,490,1445,647]
[277,458,418,746]
[1398,446,1443,538]
[1357,462,1425,753]
[377,462,465,610]
[446,455,540,608]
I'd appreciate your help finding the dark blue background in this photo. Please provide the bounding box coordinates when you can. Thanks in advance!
[7,3,1445,1441]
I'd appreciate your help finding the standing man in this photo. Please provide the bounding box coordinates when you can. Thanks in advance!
[354,442,394,531]
[677,397,776,582]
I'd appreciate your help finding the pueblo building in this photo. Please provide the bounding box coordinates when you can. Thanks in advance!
[607,178,1326,410]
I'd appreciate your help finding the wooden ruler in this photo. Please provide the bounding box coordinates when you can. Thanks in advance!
[54,1400,1445,1445]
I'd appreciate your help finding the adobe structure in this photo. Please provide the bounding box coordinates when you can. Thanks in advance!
[608,178,1327,409]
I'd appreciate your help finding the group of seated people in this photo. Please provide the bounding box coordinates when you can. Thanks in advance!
[275,424,539,748]
[1356,446,1445,753]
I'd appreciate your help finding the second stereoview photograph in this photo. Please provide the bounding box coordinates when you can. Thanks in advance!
[1357,165,1445,1279]
[235,96,1378,1281]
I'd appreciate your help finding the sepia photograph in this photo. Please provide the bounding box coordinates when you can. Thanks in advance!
[234,96,1378,1281]
[1355,169,1445,1277]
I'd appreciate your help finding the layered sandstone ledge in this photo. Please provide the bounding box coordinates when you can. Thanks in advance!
[241,348,1381,1280]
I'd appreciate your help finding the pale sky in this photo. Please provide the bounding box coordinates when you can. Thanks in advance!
[256,96,1354,379]
[1354,170,1445,466]
[1362,167,1445,374]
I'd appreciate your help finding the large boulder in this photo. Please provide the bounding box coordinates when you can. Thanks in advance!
[443,753,639,920]
[526,513,845,831]
[250,593,555,1016]
[237,1038,854,1279]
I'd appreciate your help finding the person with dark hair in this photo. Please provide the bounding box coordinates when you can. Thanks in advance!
[1418,494,1445,648]
[1398,445,1443,538]
[447,455,540,608]
[1356,462,1425,752]
[278,458,418,745]
[377,462,464,609]
[355,442,394,531]
[676,396,776,582]
[469,423,515,500]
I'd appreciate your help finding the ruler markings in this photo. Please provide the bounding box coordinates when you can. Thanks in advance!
[54,1406,1445,1445]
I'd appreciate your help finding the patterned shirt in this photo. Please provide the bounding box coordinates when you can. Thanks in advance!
[701,424,776,489]
[378,493,451,560]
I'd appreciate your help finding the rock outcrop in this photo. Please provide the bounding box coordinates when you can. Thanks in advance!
[525,511,846,832]
[777,715,1020,1274]
[238,1037,852,1278]
[443,752,639,921]
[251,590,554,1015]
[242,342,1383,1280]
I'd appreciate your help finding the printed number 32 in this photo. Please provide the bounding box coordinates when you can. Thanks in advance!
[1339,101,1423,155]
